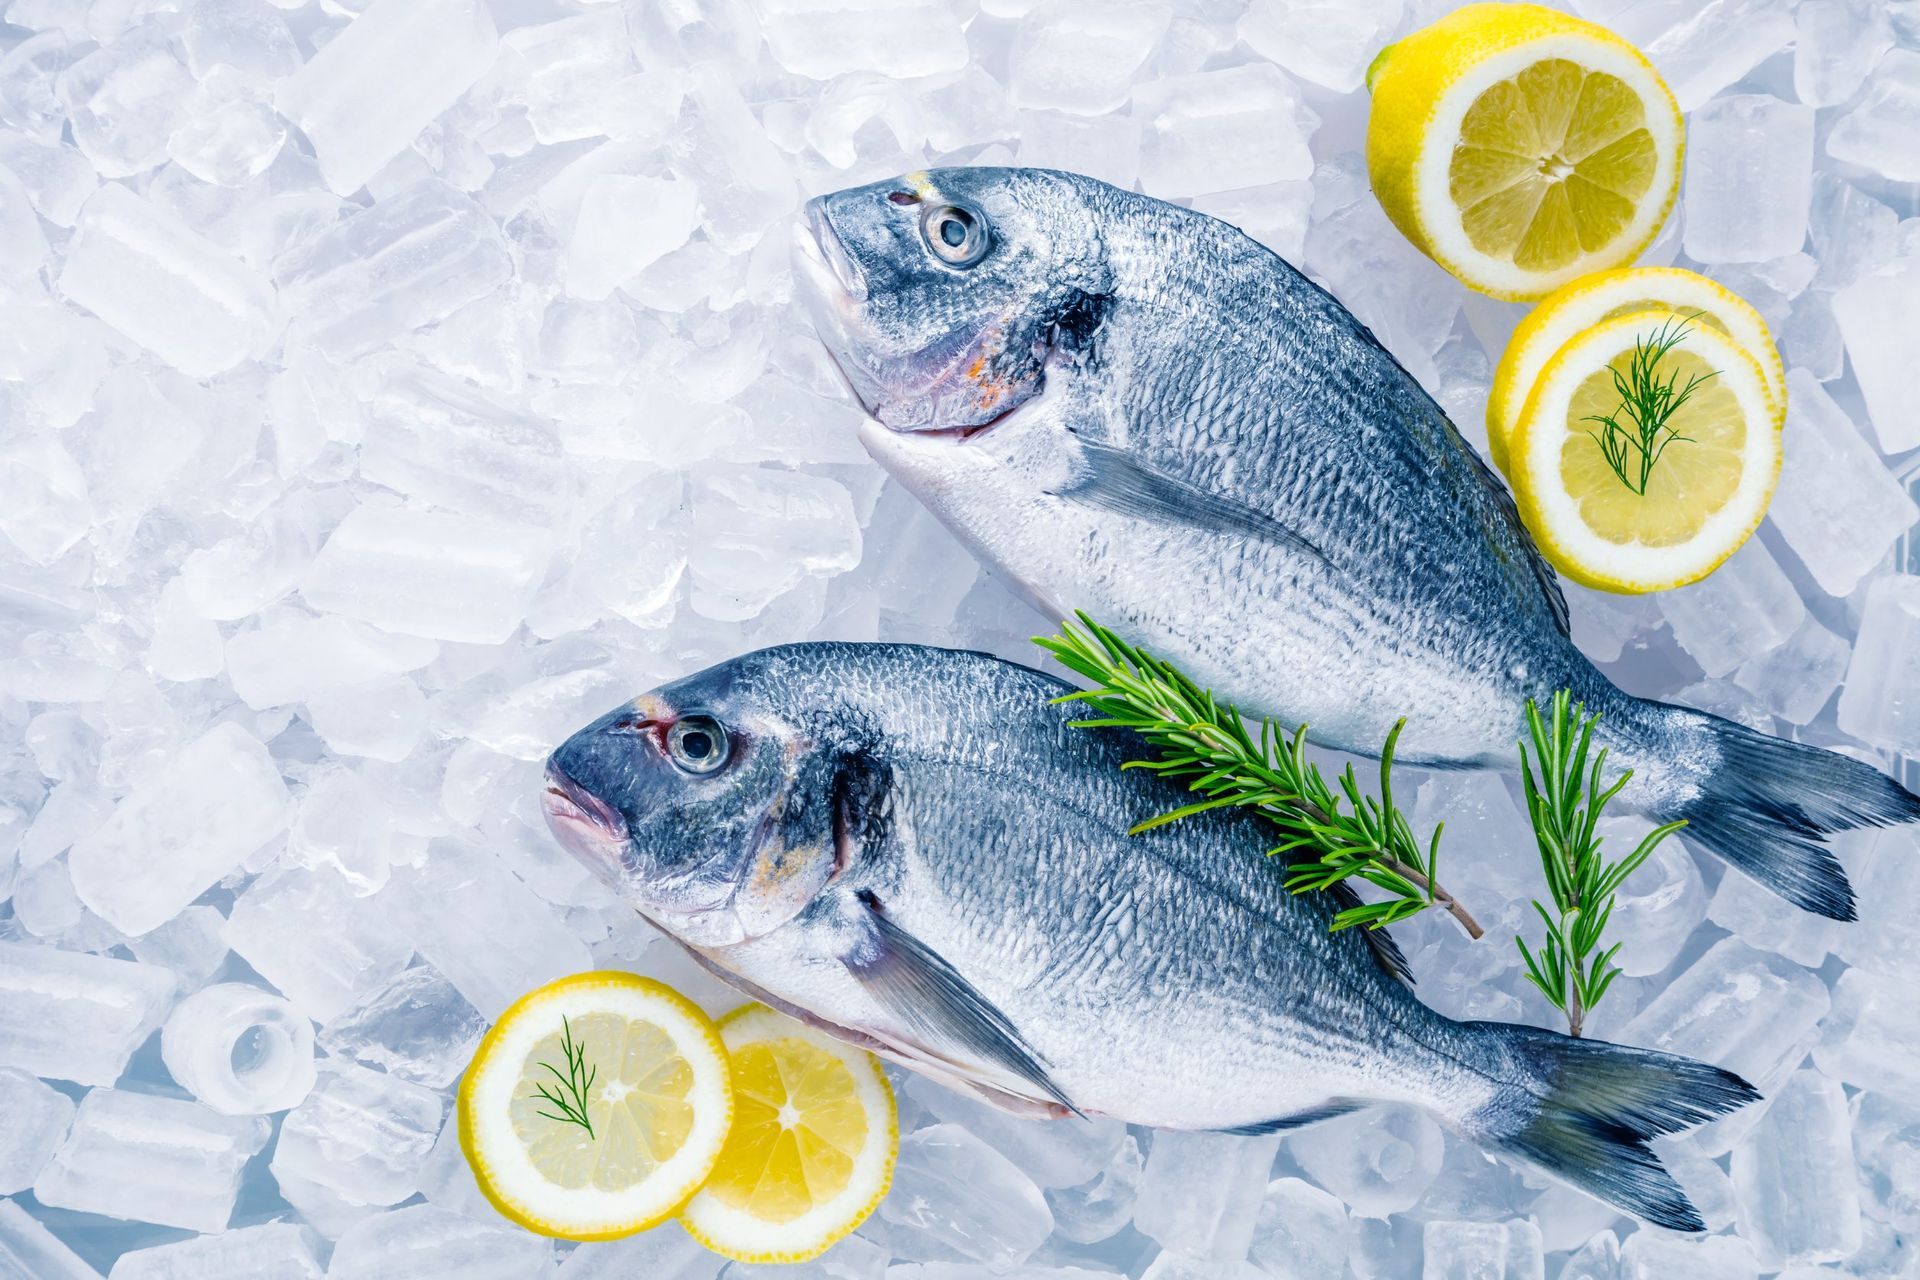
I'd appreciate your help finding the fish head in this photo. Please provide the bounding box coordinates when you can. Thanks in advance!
[544,671,842,948]
[793,166,1106,435]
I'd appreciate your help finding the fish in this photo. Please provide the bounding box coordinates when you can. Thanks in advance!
[791,165,1920,923]
[542,642,1757,1230]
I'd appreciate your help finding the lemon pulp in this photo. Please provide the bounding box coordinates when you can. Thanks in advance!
[702,1034,870,1222]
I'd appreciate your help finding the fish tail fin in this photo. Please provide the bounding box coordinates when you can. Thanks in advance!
[1657,706,1920,921]
[1460,1023,1759,1232]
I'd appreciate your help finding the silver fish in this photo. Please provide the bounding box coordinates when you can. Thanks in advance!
[543,643,1754,1230]
[792,166,1919,922]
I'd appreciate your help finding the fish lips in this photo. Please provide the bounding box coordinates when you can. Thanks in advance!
[541,762,630,870]
[792,208,888,412]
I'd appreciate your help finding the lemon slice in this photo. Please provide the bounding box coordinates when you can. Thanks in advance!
[458,972,734,1241]
[1509,309,1779,593]
[679,1004,897,1264]
[1488,267,1786,474]
[1367,2,1683,299]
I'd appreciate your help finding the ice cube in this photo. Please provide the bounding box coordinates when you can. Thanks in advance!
[34,1090,268,1232]
[1681,95,1814,264]
[224,866,414,1022]
[1837,574,1920,753]
[881,1123,1053,1269]
[565,175,700,301]
[183,0,303,80]
[0,1068,73,1194]
[1655,1138,1737,1234]
[1248,1176,1346,1280]
[317,964,486,1089]
[1794,0,1893,105]
[1131,1129,1278,1261]
[307,674,428,763]
[160,982,316,1116]
[286,767,396,892]
[1046,1133,1143,1244]
[916,67,1018,154]
[168,65,286,188]
[1239,0,1403,94]
[1619,1231,1757,1280]
[903,1075,1125,1189]
[275,0,498,196]
[1618,936,1829,1154]
[0,31,77,144]
[273,181,514,358]
[1631,0,1796,111]
[58,183,278,378]
[1558,1230,1619,1280]
[1831,254,1920,454]
[0,1198,101,1280]
[490,10,645,147]
[1010,1,1173,115]
[1814,967,1920,1095]
[1729,1069,1860,1268]
[0,938,175,1086]
[1809,175,1900,292]
[1141,1257,1264,1280]
[1655,539,1804,678]
[1731,616,1850,726]
[1013,110,1142,190]
[688,466,862,622]
[125,908,226,994]
[271,1060,444,1209]
[1132,65,1315,199]
[1605,832,1706,977]
[327,1203,554,1279]
[227,612,438,710]
[667,68,800,253]
[1706,867,1836,968]
[1826,50,1920,182]
[67,721,289,936]
[1767,370,1918,597]
[1419,1219,1543,1280]
[106,1222,323,1280]
[53,28,192,178]
[755,0,967,80]
[1289,1105,1443,1218]
[1851,1090,1920,1232]
[300,503,551,645]
[556,1221,722,1279]
[1833,826,1920,977]
[384,841,594,1019]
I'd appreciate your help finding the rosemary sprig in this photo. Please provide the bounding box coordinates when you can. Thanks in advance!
[1036,614,1482,939]
[1581,312,1717,496]
[1515,691,1685,1037]
[530,1016,598,1138]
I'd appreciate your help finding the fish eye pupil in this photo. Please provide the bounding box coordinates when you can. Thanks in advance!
[682,731,712,759]
[940,216,967,247]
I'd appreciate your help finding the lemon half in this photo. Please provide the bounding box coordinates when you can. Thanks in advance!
[680,1004,898,1264]
[1488,267,1786,474]
[458,972,734,1241]
[1367,3,1683,299]
[1509,309,1780,593]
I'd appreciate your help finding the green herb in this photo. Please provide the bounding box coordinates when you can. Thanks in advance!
[1515,691,1685,1037]
[1036,614,1483,939]
[530,1016,598,1138]
[1581,312,1717,496]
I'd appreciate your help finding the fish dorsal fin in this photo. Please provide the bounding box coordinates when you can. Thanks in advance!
[842,890,1080,1115]
[1053,437,1329,567]
[1216,1098,1366,1136]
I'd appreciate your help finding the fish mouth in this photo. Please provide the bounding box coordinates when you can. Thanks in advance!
[541,762,630,870]
[800,200,866,302]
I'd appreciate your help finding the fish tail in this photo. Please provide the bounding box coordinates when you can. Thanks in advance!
[1654,706,1920,921]
[1460,1023,1758,1232]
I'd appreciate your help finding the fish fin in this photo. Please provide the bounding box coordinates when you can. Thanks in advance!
[1451,430,1572,636]
[1324,879,1414,986]
[842,890,1080,1115]
[1657,708,1920,921]
[1216,1099,1365,1135]
[1053,439,1328,566]
[1460,1022,1758,1232]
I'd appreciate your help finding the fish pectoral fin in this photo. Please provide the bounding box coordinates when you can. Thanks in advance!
[1216,1099,1366,1136]
[1050,439,1329,566]
[842,890,1081,1116]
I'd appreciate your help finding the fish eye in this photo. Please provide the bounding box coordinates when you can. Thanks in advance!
[921,202,990,268]
[666,715,730,776]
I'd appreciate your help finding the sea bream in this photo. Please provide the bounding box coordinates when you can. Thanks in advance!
[543,643,1755,1230]
[791,165,1919,922]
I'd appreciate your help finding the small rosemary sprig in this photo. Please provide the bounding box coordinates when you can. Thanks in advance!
[1581,312,1717,496]
[530,1016,597,1138]
[1515,691,1685,1037]
[1037,614,1483,939]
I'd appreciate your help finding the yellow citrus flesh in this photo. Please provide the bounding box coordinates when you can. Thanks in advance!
[1509,310,1780,593]
[1367,3,1683,299]
[1487,267,1786,474]
[458,972,733,1241]
[680,1004,897,1264]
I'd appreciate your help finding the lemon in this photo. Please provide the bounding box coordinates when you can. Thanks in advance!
[458,972,734,1241]
[1487,267,1786,474]
[679,1004,897,1264]
[1508,309,1780,593]
[1367,3,1683,300]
